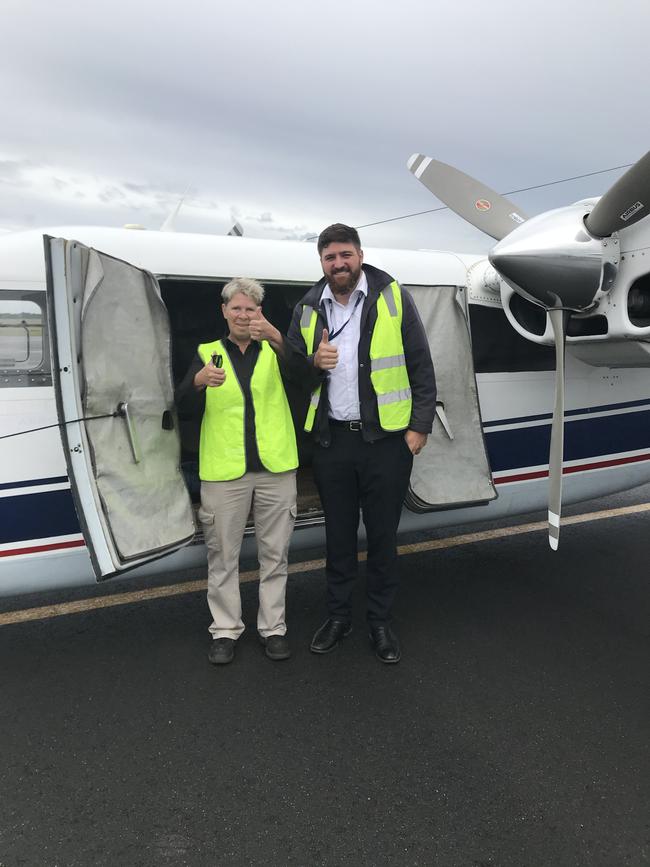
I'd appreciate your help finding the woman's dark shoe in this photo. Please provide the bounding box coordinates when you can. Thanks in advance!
[208,637,236,665]
[260,634,291,660]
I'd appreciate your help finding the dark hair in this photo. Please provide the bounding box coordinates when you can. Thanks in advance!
[317,223,361,254]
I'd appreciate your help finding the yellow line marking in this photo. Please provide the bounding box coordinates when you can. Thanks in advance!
[2,501,650,627]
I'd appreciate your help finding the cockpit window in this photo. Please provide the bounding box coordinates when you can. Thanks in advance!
[0,291,51,386]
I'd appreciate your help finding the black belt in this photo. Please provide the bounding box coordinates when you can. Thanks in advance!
[329,419,363,431]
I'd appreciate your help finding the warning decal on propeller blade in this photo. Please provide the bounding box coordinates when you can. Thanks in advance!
[509,212,526,224]
[620,201,644,222]
[475,199,491,211]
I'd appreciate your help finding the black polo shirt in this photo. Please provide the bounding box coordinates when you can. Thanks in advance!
[222,336,264,472]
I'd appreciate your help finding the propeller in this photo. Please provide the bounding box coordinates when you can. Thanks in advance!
[546,308,570,550]
[585,150,650,238]
[407,154,528,241]
[408,150,650,549]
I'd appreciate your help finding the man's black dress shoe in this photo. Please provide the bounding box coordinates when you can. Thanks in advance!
[259,634,291,660]
[310,619,352,654]
[369,624,401,664]
[208,637,235,665]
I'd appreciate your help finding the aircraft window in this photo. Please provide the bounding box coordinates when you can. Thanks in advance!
[469,303,555,372]
[0,291,52,387]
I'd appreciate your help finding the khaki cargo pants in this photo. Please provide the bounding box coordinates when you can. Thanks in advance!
[199,470,297,640]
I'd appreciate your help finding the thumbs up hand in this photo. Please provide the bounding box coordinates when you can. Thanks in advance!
[314,328,339,370]
[195,363,226,389]
[248,307,277,343]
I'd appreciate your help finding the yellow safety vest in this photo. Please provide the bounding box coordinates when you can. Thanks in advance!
[197,340,298,481]
[300,281,412,432]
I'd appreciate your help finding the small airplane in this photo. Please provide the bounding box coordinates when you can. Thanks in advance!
[2,150,650,597]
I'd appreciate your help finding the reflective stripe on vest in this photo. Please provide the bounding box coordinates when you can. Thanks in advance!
[197,339,298,481]
[369,281,412,431]
[301,281,412,433]
[300,306,321,432]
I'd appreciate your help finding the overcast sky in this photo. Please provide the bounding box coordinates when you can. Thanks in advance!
[2,0,650,253]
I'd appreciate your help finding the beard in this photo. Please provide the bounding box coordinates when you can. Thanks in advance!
[327,264,362,296]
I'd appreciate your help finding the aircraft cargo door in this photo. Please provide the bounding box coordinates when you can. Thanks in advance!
[405,285,496,511]
[45,237,196,579]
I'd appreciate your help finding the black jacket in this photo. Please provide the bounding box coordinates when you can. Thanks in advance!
[287,263,436,447]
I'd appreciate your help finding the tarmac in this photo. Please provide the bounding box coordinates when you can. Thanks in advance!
[1,488,648,866]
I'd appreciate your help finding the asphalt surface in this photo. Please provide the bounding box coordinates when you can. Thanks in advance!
[1,490,649,867]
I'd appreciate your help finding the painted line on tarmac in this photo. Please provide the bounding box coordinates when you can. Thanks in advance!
[2,501,650,627]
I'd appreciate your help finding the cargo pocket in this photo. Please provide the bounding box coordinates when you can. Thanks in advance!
[197,507,214,526]
[289,503,297,528]
[197,508,220,553]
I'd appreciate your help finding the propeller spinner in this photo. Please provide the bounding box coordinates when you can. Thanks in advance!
[408,151,649,548]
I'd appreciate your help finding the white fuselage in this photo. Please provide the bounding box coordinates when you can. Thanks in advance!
[2,227,650,595]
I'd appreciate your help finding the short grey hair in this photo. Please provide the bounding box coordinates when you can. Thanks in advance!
[221,277,265,305]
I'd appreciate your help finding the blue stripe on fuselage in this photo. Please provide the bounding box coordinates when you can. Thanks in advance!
[2,403,650,545]
[0,489,80,544]
[0,476,68,492]
[485,408,650,473]
[483,397,650,429]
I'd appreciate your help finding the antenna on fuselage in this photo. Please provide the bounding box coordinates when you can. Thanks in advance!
[160,184,192,232]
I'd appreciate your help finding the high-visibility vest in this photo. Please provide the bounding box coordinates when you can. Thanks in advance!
[197,340,298,481]
[300,281,412,432]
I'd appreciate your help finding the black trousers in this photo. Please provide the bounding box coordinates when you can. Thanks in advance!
[312,428,414,625]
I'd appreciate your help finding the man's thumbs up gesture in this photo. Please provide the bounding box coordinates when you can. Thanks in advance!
[314,328,339,370]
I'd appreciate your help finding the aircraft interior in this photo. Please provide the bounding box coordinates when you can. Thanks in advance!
[159,278,321,519]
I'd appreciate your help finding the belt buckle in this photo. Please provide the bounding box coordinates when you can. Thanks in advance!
[349,421,362,431]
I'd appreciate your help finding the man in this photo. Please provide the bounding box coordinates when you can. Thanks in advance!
[288,224,436,663]
[177,277,306,665]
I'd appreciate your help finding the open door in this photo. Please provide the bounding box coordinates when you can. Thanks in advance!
[45,237,196,579]
[406,285,497,511]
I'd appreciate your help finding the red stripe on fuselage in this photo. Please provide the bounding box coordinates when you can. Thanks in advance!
[494,452,650,485]
[0,539,86,558]
[3,453,650,555]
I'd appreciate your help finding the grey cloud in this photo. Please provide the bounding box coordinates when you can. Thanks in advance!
[0,159,36,189]
[123,181,157,195]
[0,159,34,179]
[0,0,649,250]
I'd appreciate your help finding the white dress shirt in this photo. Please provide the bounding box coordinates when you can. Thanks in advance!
[321,271,368,420]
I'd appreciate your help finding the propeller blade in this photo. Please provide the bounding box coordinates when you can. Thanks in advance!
[547,308,570,550]
[407,154,529,241]
[585,150,650,237]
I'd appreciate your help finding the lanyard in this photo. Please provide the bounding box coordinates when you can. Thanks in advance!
[325,292,363,341]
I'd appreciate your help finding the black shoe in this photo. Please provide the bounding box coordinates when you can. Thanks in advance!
[208,637,235,665]
[310,619,352,654]
[369,624,401,664]
[259,634,291,660]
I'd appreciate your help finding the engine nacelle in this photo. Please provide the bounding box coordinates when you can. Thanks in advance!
[488,200,650,366]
